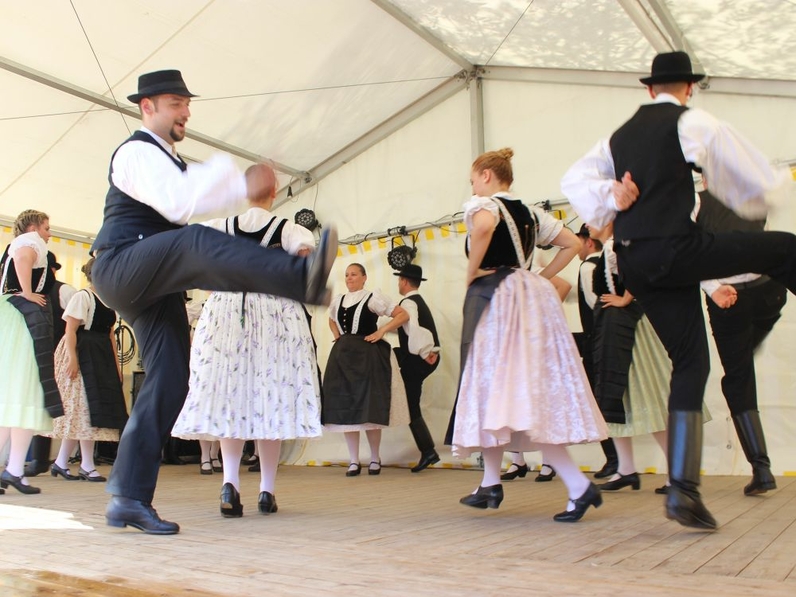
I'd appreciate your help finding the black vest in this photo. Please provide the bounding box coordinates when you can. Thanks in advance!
[592,250,625,298]
[47,280,67,345]
[471,197,537,269]
[397,294,440,355]
[610,102,696,242]
[577,255,600,336]
[92,130,186,252]
[1,244,54,296]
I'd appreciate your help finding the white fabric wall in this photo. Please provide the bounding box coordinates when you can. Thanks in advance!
[276,80,796,476]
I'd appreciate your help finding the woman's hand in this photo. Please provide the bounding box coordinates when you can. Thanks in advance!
[364,330,385,343]
[66,356,80,380]
[424,352,439,365]
[466,268,493,286]
[18,291,47,307]
[600,293,631,308]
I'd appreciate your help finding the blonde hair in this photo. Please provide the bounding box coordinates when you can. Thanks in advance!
[472,148,514,186]
[81,257,96,283]
[13,209,49,237]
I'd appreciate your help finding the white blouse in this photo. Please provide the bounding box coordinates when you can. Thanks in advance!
[463,193,564,248]
[202,207,314,255]
[63,289,113,330]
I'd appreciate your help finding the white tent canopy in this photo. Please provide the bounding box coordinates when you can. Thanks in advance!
[2,1,795,475]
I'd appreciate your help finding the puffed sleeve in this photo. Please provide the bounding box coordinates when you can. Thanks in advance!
[463,196,499,231]
[367,289,398,317]
[280,220,316,256]
[9,232,47,265]
[327,293,344,318]
[62,290,92,325]
[529,207,564,247]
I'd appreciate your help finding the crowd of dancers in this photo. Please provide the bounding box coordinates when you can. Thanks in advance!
[1,52,793,535]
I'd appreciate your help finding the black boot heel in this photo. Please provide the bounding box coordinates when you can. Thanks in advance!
[459,484,504,509]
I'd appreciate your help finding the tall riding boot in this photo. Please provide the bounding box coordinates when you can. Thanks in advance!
[409,418,440,473]
[24,436,53,477]
[666,411,717,530]
[732,411,776,496]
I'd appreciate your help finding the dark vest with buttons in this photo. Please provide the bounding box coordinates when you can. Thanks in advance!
[396,294,440,358]
[577,255,600,336]
[610,102,695,242]
[337,295,379,335]
[92,130,186,252]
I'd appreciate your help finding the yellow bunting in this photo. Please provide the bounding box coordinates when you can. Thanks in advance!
[362,240,372,252]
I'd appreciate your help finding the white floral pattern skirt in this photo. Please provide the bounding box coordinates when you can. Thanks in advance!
[172,291,322,441]
[452,270,608,458]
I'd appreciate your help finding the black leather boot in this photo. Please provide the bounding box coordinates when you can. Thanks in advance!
[24,436,53,477]
[733,411,776,496]
[409,418,439,472]
[666,410,717,530]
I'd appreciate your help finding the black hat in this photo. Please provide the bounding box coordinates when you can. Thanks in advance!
[47,251,61,271]
[127,70,197,104]
[393,264,427,282]
[574,224,590,239]
[640,51,705,86]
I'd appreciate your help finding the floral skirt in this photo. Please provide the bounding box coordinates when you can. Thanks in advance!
[172,291,322,441]
[452,270,608,458]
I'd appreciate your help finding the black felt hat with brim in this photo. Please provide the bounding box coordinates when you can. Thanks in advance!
[640,51,705,86]
[127,70,197,104]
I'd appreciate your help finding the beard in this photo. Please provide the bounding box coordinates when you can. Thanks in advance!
[169,124,186,142]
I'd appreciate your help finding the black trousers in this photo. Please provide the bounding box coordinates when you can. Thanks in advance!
[93,225,308,503]
[706,278,787,415]
[395,351,439,422]
[616,227,796,412]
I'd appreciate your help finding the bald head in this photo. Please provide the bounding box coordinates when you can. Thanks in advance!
[245,163,278,205]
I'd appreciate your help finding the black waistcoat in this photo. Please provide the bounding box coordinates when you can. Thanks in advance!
[610,103,695,242]
[397,294,440,355]
[577,255,600,335]
[48,280,67,344]
[337,295,379,335]
[592,250,625,298]
[471,198,536,268]
[92,130,186,252]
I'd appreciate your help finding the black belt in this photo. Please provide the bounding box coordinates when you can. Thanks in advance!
[730,275,770,290]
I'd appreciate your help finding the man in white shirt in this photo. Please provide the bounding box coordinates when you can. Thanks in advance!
[562,51,794,530]
[393,265,441,472]
[92,70,337,535]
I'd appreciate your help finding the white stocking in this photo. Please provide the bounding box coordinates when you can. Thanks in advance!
[257,439,281,493]
[79,440,97,473]
[6,428,34,480]
[540,443,590,507]
[220,439,244,490]
[344,432,360,465]
[55,439,78,469]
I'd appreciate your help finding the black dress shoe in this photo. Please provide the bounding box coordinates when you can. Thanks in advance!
[598,472,640,491]
[411,451,440,473]
[304,227,338,305]
[500,463,529,481]
[459,484,504,509]
[220,483,243,518]
[593,461,618,479]
[535,465,556,483]
[553,483,602,522]
[78,468,107,482]
[368,461,382,476]
[200,461,213,475]
[106,496,180,535]
[51,463,80,481]
[258,491,278,514]
[655,485,669,495]
[0,470,41,494]
[345,463,361,477]
[248,460,261,473]
[211,458,223,473]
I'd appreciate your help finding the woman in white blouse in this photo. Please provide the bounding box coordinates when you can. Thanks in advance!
[323,263,410,476]
[49,257,127,482]
[0,210,60,494]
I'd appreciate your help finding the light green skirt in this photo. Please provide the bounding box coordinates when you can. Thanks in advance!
[0,295,53,432]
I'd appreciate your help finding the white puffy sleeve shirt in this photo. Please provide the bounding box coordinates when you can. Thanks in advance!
[463,194,563,248]
[111,127,249,225]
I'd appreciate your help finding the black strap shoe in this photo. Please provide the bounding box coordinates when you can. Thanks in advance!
[0,470,41,494]
[500,463,529,481]
[106,496,180,535]
[258,491,278,514]
[220,483,243,518]
[459,484,504,509]
[598,472,640,491]
[553,482,602,522]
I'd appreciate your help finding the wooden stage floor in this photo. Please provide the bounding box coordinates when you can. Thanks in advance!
[1,463,795,596]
